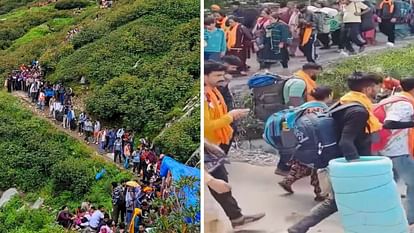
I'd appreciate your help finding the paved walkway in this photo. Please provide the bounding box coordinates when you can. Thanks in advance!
[205,162,406,233]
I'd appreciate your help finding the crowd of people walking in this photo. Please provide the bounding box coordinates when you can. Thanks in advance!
[205,0,414,74]
[4,60,163,183]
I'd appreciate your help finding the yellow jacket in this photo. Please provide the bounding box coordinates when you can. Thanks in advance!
[204,87,234,145]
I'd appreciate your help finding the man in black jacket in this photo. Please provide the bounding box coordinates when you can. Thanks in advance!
[377,0,401,47]
[286,72,382,233]
[217,55,242,154]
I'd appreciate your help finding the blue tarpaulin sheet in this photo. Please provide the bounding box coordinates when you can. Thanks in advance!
[160,156,200,222]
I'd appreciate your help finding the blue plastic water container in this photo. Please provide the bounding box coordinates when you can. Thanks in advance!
[329,156,409,233]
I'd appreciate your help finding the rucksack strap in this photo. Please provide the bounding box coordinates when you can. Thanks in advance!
[327,102,363,114]
[376,95,410,107]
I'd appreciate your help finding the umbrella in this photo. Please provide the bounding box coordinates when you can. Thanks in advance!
[126,181,140,187]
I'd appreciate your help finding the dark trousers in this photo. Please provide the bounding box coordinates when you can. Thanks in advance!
[227,48,248,71]
[343,23,365,52]
[299,35,317,63]
[112,203,125,225]
[317,33,330,47]
[282,160,321,197]
[277,149,293,172]
[133,162,139,173]
[379,19,395,43]
[208,164,243,220]
[288,198,337,233]
[114,150,122,163]
[331,29,341,46]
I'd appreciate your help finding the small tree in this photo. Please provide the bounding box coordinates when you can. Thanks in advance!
[150,176,200,233]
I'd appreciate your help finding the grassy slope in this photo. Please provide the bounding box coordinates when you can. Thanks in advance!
[319,45,414,95]
[0,0,200,162]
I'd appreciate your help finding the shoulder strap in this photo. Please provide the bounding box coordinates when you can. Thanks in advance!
[327,102,362,114]
[377,95,410,107]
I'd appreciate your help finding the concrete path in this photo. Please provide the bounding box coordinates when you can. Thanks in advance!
[205,162,407,233]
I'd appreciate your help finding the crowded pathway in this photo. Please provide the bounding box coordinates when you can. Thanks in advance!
[204,2,414,233]
[4,60,185,233]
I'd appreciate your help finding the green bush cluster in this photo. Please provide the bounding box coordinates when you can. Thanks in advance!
[153,106,201,163]
[55,0,90,10]
[0,0,200,167]
[0,5,63,50]
[0,0,37,15]
[71,0,198,49]
[0,198,65,233]
[318,45,414,96]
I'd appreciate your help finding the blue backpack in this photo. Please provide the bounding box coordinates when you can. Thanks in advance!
[265,102,361,168]
[264,101,326,151]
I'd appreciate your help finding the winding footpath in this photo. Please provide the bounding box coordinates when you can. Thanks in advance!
[11,91,132,173]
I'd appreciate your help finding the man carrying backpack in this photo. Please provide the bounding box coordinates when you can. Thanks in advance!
[285,72,382,233]
[111,182,125,226]
[377,77,414,225]
[205,61,265,230]
[283,63,322,107]
[275,63,322,176]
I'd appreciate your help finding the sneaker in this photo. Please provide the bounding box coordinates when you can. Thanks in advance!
[274,168,289,176]
[359,45,366,53]
[231,213,266,230]
[386,42,395,47]
[314,195,326,202]
[278,181,294,194]
[340,50,349,57]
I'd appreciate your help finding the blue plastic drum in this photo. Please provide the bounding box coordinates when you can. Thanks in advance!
[329,156,409,233]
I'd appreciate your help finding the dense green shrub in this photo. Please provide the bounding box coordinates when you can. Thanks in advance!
[0,197,65,233]
[318,45,414,96]
[153,107,200,163]
[51,158,95,197]
[0,0,37,15]
[55,0,90,10]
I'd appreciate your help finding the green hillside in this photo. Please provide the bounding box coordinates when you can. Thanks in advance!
[0,0,200,163]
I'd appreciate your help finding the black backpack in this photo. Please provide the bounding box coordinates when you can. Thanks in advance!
[292,102,362,169]
[248,73,303,121]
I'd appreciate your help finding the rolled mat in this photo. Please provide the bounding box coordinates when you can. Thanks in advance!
[329,156,409,233]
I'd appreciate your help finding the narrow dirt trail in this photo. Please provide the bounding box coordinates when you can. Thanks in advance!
[11,91,132,173]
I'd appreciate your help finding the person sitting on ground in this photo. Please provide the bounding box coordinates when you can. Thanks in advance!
[98,213,114,233]
[89,205,105,232]
[116,222,126,233]
[138,224,147,233]
[78,208,92,229]
[57,205,75,229]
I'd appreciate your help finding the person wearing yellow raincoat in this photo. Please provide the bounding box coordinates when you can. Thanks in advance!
[128,208,142,233]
